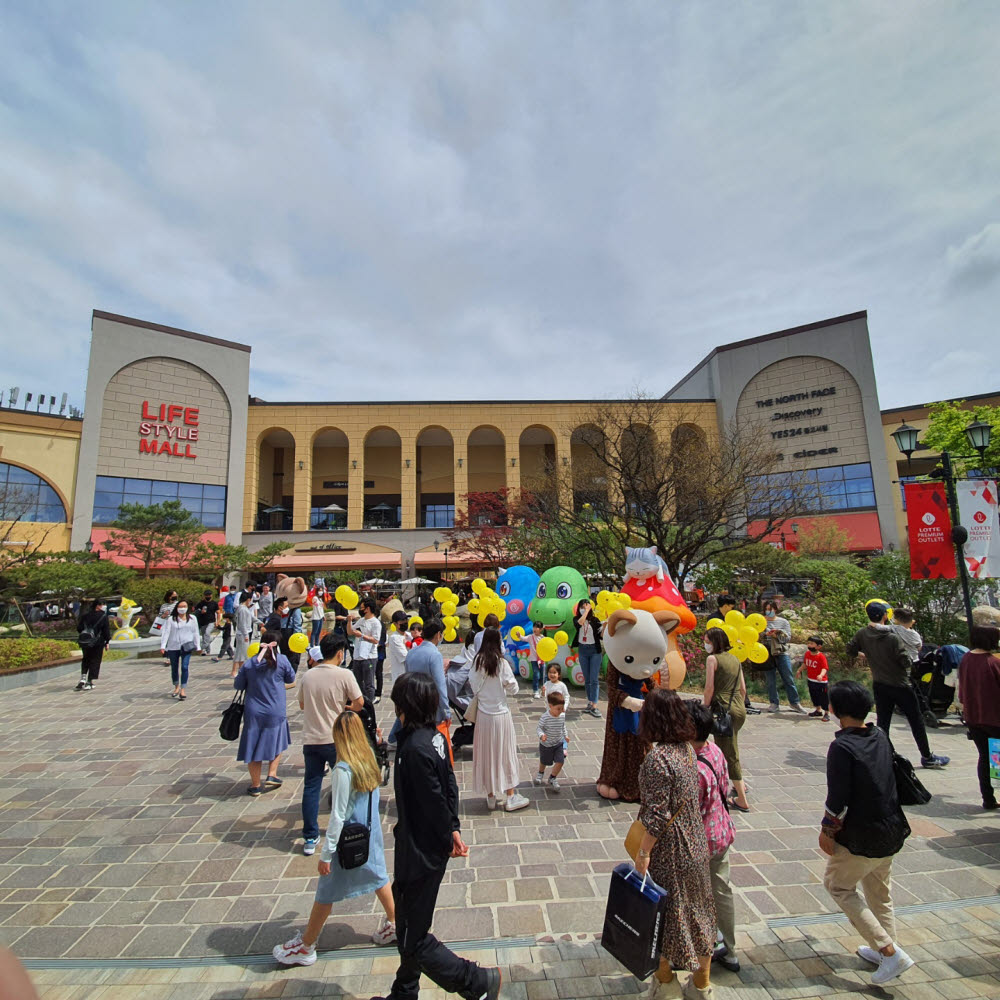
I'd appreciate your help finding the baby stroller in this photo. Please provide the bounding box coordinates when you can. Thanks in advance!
[447,653,476,753]
[357,696,392,786]
[911,643,964,727]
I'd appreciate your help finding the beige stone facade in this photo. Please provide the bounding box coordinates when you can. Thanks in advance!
[736,356,871,470]
[95,357,231,485]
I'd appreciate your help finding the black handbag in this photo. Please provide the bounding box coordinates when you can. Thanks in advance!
[601,862,669,980]
[219,691,245,742]
[893,752,932,806]
[180,641,197,655]
[337,791,373,870]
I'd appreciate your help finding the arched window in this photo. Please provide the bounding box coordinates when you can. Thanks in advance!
[0,463,67,523]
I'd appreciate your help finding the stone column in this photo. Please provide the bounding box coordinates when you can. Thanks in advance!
[347,432,365,531]
[555,430,574,512]
[505,431,521,501]
[291,434,312,532]
[244,433,260,533]
[453,431,469,521]
[400,433,417,530]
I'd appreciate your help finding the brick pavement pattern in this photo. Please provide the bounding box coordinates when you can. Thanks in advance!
[1,652,999,999]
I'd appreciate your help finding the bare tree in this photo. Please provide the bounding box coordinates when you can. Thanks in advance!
[0,481,55,577]
[520,394,818,583]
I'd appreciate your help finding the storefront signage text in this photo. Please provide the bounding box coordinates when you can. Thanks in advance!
[138,401,199,459]
[294,543,358,553]
[755,386,836,408]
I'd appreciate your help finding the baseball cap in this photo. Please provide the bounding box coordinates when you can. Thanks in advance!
[307,645,323,662]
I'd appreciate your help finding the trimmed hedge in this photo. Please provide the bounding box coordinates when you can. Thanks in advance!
[0,638,79,671]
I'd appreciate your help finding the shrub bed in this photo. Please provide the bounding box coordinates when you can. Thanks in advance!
[0,638,80,670]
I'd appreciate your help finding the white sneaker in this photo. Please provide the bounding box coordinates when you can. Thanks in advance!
[857,944,880,965]
[681,977,713,1000]
[767,703,780,713]
[533,690,542,699]
[790,702,808,714]
[648,976,682,999]
[372,917,397,945]
[272,935,316,966]
[871,946,914,984]
[547,776,560,791]
[532,773,545,785]
[302,838,318,856]
[504,793,530,812]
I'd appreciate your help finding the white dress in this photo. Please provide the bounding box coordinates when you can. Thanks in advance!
[469,660,520,796]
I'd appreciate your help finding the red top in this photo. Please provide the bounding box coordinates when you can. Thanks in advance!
[958,652,1000,728]
[803,650,829,683]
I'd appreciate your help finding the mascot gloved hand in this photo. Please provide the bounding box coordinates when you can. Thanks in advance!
[596,608,683,802]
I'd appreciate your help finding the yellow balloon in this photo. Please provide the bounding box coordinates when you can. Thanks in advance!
[443,628,457,642]
[441,601,457,616]
[921,672,932,684]
[618,593,632,608]
[340,589,359,610]
[289,632,309,654]
[597,590,612,605]
[467,598,481,614]
[495,608,506,622]
[536,637,558,662]
[745,613,767,633]
[409,615,423,627]
[433,587,449,602]
[749,642,769,664]
[722,623,738,644]
[477,612,490,628]
[705,618,725,630]
[246,642,260,658]
[724,610,745,628]
[510,625,526,641]
[738,625,759,646]
[733,646,748,662]
[471,578,487,595]
[335,585,351,604]
[554,630,569,645]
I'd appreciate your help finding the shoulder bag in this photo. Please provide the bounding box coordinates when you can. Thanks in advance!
[338,791,373,869]
[892,751,932,806]
[624,745,693,858]
[219,690,245,742]
[711,663,741,739]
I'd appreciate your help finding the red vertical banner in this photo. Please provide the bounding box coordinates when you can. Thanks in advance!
[905,482,956,580]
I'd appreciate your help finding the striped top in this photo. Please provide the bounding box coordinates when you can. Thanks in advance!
[537,710,568,745]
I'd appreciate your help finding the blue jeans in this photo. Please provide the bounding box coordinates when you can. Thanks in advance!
[167,650,192,686]
[578,644,602,705]
[302,743,339,840]
[766,654,801,707]
[310,618,323,645]
[530,660,542,693]
[388,716,402,745]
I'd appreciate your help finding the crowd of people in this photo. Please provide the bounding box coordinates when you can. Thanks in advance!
[65,578,1000,998]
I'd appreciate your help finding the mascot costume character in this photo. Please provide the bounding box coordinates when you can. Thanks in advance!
[526,565,589,686]
[596,548,696,801]
[495,565,540,663]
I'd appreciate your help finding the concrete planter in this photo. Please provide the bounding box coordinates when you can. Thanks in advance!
[0,653,85,692]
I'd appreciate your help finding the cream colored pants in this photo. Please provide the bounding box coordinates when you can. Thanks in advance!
[823,842,895,950]
[710,847,737,958]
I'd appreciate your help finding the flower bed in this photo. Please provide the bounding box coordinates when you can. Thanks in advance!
[0,638,80,671]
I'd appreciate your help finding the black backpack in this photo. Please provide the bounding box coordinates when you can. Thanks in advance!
[78,613,106,649]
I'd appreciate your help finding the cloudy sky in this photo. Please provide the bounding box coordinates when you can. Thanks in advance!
[1,1,998,410]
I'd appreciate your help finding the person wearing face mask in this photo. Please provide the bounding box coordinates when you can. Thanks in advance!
[702,626,750,812]
[234,630,298,796]
[161,599,201,701]
[762,601,807,714]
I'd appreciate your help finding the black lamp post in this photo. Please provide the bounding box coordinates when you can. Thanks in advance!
[891,417,993,642]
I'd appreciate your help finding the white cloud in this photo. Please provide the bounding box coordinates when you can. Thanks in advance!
[0,0,998,410]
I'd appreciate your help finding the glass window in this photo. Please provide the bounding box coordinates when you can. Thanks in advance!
[845,478,873,494]
[122,492,151,506]
[178,483,203,498]
[202,499,226,515]
[843,463,872,480]
[124,478,152,496]
[0,463,67,523]
[96,475,122,491]
[422,504,455,528]
[90,476,225,530]
[847,492,876,509]
[150,481,178,498]
[201,511,225,529]
[93,507,119,524]
[203,484,227,500]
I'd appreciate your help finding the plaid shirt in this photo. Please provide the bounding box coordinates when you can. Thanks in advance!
[695,742,735,858]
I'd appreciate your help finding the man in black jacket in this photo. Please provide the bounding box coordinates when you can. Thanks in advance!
[820,681,914,986]
[372,672,500,1000]
[846,601,948,769]
[75,598,112,691]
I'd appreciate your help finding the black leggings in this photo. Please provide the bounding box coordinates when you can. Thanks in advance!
[81,646,104,682]
[873,681,931,759]
[968,725,1000,806]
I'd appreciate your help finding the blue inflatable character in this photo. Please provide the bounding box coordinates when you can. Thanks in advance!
[496,565,540,665]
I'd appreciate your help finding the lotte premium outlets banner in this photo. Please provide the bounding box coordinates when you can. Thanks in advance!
[957,479,1000,580]
[904,482,956,580]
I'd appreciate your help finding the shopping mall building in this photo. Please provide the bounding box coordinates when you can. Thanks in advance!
[1,309,995,579]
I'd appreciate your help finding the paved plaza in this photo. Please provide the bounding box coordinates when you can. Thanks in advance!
[1,653,999,999]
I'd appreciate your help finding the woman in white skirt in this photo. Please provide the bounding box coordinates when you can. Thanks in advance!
[470,628,529,812]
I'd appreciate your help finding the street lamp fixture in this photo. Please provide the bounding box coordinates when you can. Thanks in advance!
[890,422,920,459]
[965,419,992,459]
[84,539,94,553]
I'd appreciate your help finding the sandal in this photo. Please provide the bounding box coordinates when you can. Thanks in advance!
[248,786,262,797]
[264,775,282,786]
[179,693,186,701]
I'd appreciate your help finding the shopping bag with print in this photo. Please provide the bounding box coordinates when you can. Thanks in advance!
[600,862,669,980]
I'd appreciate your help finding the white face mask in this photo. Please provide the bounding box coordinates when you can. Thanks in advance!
[704,642,713,653]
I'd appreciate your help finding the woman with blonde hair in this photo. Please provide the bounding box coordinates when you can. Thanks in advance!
[272,711,396,965]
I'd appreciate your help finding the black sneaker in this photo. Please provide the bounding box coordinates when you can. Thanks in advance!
[477,967,502,1000]
[74,679,87,691]
[712,944,740,972]
[83,681,94,691]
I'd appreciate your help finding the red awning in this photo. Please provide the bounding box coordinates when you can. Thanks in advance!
[267,551,402,570]
[749,512,883,552]
[90,528,226,570]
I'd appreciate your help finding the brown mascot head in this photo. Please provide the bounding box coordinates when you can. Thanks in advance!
[275,573,308,609]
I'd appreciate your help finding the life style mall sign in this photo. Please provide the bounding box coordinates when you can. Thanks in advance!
[137,401,200,459]
[904,479,1000,580]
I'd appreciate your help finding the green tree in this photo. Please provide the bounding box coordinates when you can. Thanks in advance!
[12,551,136,603]
[696,543,798,609]
[795,558,875,659]
[921,400,1000,476]
[102,500,203,578]
[243,541,295,577]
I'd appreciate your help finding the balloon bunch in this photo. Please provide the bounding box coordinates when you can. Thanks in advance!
[465,578,507,629]
[334,584,359,611]
[705,609,769,664]
[432,585,462,642]
[593,589,633,621]
[509,625,568,662]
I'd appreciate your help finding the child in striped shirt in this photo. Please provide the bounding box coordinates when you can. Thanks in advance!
[534,691,568,790]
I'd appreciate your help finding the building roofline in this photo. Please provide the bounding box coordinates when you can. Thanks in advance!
[663,310,868,399]
[880,388,1000,417]
[92,310,252,354]
[248,397,718,407]
[0,404,83,424]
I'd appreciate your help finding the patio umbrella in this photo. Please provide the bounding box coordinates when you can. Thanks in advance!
[398,576,436,585]
[321,503,346,513]
[369,503,393,512]
[261,505,289,514]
